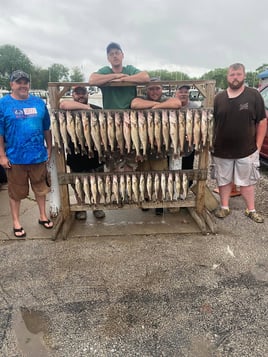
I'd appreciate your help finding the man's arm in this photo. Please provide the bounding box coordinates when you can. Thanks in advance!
[114,71,150,84]
[0,136,10,168]
[59,100,92,110]
[131,97,181,110]
[89,72,128,86]
[256,118,267,151]
[44,130,52,161]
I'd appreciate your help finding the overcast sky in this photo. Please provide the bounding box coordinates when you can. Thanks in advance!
[1,0,267,79]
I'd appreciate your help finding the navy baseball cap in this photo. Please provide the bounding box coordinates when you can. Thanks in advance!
[10,70,30,82]
[106,42,122,54]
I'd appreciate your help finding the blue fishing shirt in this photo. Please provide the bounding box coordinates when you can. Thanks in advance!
[0,94,51,164]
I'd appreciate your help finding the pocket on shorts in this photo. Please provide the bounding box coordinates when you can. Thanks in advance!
[249,150,260,181]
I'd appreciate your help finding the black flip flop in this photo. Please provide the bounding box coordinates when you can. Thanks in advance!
[13,227,26,238]
[38,219,53,229]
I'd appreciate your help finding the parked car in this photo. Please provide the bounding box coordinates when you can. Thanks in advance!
[259,85,268,165]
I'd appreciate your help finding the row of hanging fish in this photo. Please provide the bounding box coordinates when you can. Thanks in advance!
[51,109,214,162]
[74,171,190,206]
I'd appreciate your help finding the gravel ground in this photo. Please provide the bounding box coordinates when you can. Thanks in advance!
[0,168,267,357]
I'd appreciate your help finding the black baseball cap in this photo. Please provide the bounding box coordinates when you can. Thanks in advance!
[10,70,30,82]
[178,85,191,90]
[73,86,87,94]
[106,42,122,54]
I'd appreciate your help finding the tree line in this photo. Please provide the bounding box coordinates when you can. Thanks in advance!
[0,44,267,90]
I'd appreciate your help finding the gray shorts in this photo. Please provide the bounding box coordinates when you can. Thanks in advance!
[212,150,260,187]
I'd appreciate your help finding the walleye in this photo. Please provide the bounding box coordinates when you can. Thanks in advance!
[123,111,132,154]
[105,175,112,204]
[90,175,98,205]
[175,173,181,200]
[181,173,188,200]
[75,176,83,203]
[112,175,119,204]
[81,111,94,158]
[147,111,155,153]
[97,176,105,204]
[119,174,126,202]
[162,110,170,155]
[178,110,185,154]
[58,111,71,154]
[185,108,193,150]
[154,110,162,156]
[132,174,139,203]
[167,172,174,201]
[98,111,109,153]
[153,173,160,202]
[126,174,132,202]
[161,173,166,201]
[200,109,208,148]
[66,110,79,154]
[146,173,153,201]
[169,110,179,158]
[75,112,87,156]
[139,173,145,202]
[130,110,141,160]
[107,111,115,152]
[208,110,215,151]
[193,109,201,151]
[115,111,124,155]
[83,176,91,205]
[90,111,102,162]
[51,111,62,152]
[138,110,148,157]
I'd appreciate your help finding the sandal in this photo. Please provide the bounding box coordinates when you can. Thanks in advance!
[245,210,264,223]
[13,227,26,238]
[38,219,54,229]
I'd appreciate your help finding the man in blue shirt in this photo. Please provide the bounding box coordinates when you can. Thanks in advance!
[0,70,53,237]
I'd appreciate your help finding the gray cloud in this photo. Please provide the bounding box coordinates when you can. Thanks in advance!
[1,0,267,79]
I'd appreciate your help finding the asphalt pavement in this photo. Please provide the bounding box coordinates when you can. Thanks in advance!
[0,175,268,356]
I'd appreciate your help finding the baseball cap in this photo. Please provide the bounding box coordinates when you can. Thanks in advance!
[73,86,87,94]
[178,85,191,90]
[106,42,122,54]
[147,77,162,88]
[10,70,30,82]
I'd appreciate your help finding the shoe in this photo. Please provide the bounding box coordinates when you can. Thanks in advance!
[141,208,149,212]
[155,208,163,216]
[75,211,87,220]
[38,219,54,229]
[93,210,105,219]
[214,207,230,219]
[245,209,264,223]
[13,227,26,238]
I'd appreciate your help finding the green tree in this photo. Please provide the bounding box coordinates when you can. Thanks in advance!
[69,66,84,82]
[48,63,69,82]
[147,69,190,81]
[0,44,33,88]
[201,68,228,89]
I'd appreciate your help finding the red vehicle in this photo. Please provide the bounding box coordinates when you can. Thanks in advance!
[259,85,268,165]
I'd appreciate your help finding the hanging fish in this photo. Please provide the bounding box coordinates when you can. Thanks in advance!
[139,173,145,202]
[81,111,94,158]
[208,110,215,151]
[153,173,160,202]
[200,109,208,148]
[161,172,166,201]
[169,110,179,158]
[138,110,148,157]
[90,111,103,162]
[178,110,186,154]
[130,110,141,160]
[185,108,193,150]
[115,111,124,155]
[75,112,87,156]
[146,173,153,201]
[51,111,62,152]
[83,176,91,205]
[162,109,170,155]
[154,110,162,156]
[98,110,109,154]
[175,173,181,200]
[75,176,83,203]
[66,110,80,154]
[105,175,112,204]
[181,173,188,200]
[147,111,155,153]
[167,172,174,201]
[126,174,132,202]
[119,174,126,202]
[58,111,71,154]
[132,174,139,203]
[90,175,98,205]
[123,111,132,154]
[112,175,119,204]
[97,176,105,204]
[107,111,115,152]
[193,109,201,151]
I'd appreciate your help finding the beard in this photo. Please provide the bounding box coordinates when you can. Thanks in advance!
[228,79,244,90]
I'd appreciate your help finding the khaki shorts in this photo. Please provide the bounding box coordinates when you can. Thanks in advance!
[6,162,51,200]
[212,150,260,187]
